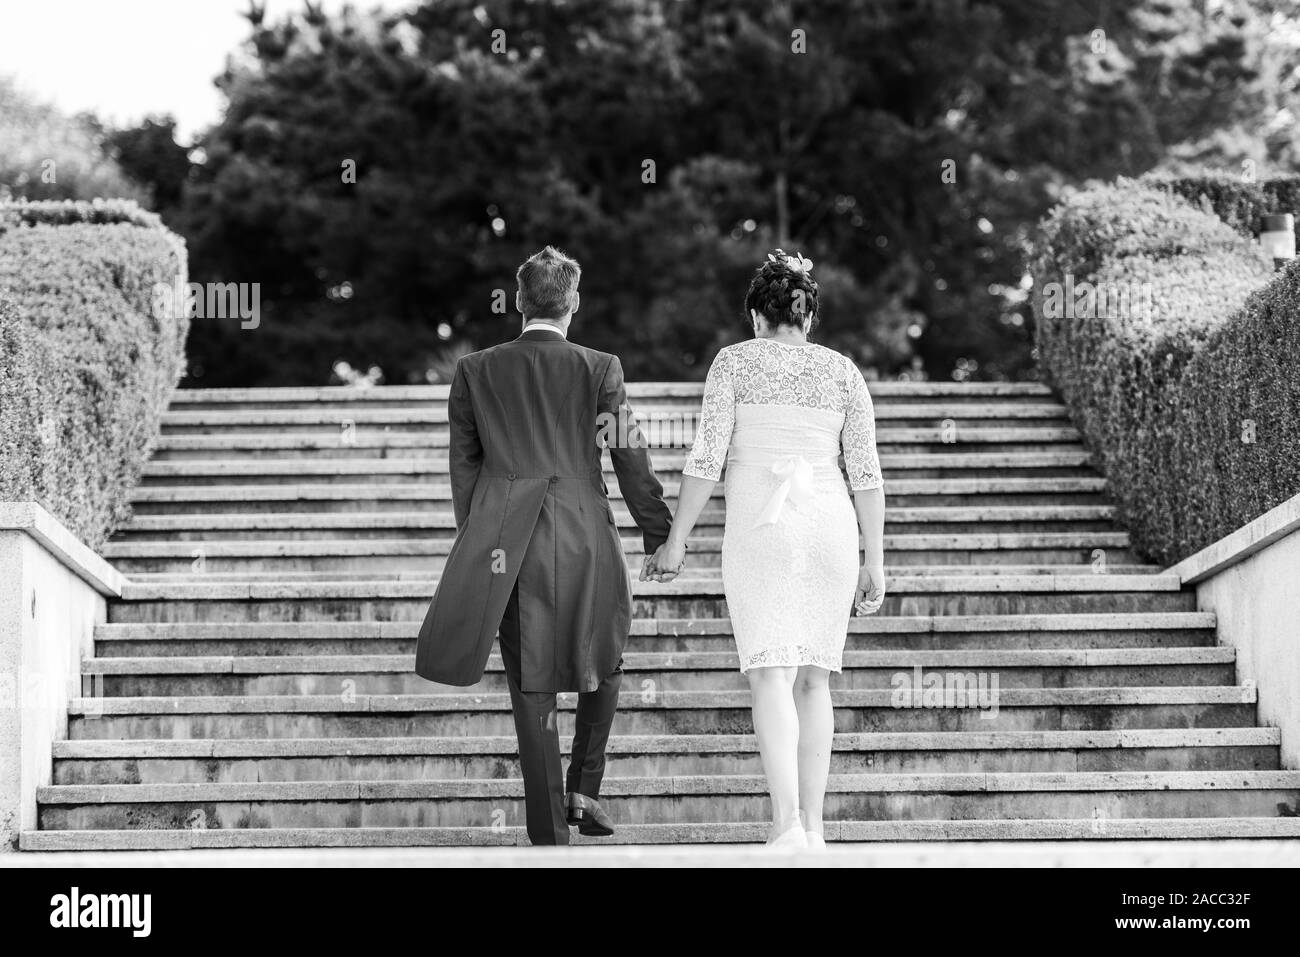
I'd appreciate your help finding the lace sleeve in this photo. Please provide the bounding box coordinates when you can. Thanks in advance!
[682,348,736,481]
[842,360,884,491]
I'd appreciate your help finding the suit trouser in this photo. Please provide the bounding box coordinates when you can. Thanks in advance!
[497,584,623,846]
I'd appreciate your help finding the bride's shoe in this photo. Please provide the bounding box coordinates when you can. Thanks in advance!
[805,831,827,850]
[765,821,808,851]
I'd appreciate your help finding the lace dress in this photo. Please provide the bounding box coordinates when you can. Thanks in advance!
[682,338,884,673]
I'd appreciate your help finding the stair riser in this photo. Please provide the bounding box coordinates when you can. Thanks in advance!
[169,400,711,413]
[37,788,1300,831]
[90,664,1238,697]
[137,466,1101,486]
[66,703,1259,739]
[104,594,1199,623]
[29,820,1300,848]
[127,493,1113,516]
[157,416,1074,437]
[104,549,1146,575]
[151,447,449,462]
[153,423,1081,443]
[118,507,1113,526]
[147,440,1087,461]
[161,386,1056,412]
[92,630,1220,658]
[50,745,1282,785]
[160,402,1067,418]
[110,521,1129,542]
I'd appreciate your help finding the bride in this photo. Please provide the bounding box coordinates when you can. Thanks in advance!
[642,249,886,850]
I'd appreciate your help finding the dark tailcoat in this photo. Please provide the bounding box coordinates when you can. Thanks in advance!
[414,329,672,693]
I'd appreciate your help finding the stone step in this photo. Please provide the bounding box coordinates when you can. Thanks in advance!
[114,573,1183,601]
[112,505,1124,542]
[158,402,1073,431]
[41,377,1292,850]
[122,564,1163,583]
[110,555,1152,575]
[102,533,1141,576]
[35,770,1300,830]
[49,728,1282,783]
[139,450,1098,484]
[109,553,1148,575]
[148,427,1085,457]
[62,686,1257,739]
[90,612,1220,657]
[106,575,1193,622]
[81,646,1238,696]
[164,381,1056,406]
[128,490,1112,516]
[130,476,1109,504]
[103,532,1135,557]
[24,815,1300,849]
[157,403,1071,429]
[65,686,1259,714]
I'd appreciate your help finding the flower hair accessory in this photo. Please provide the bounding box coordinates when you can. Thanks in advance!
[767,248,814,274]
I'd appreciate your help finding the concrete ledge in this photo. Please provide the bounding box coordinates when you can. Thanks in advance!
[1171,491,1300,585]
[0,503,124,598]
[1169,491,1300,768]
[163,381,1054,404]
[0,502,120,851]
[16,822,1300,858]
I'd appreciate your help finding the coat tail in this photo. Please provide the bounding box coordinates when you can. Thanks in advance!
[414,478,550,685]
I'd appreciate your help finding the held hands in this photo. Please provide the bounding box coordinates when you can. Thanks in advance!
[854,565,885,616]
[639,541,686,583]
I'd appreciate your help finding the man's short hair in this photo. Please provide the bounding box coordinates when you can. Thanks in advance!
[516,246,581,319]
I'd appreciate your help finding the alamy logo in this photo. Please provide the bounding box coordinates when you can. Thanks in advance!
[1038,273,1154,321]
[890,666,1000,718]
[152,276,261,330]
[49,887,151,937]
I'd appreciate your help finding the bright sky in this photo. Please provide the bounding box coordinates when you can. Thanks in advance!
[0,0,412,143]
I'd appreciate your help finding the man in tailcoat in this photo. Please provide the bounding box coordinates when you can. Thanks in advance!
[415,246,674,845]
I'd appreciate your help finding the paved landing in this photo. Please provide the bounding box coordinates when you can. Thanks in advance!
[5,840,1300,868]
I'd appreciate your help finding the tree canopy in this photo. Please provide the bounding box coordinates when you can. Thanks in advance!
[9,1,1300,386]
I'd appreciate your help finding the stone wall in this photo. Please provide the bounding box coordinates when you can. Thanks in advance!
[1173,493,1300,769]
[0,503,123,850]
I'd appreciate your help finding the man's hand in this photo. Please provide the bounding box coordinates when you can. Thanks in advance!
[854,565,885,615]
[639,542,685,583]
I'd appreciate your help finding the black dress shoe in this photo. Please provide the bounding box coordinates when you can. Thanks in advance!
[566,792,615,837]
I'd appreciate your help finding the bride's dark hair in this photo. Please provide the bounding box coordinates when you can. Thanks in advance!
[743,249,820,331]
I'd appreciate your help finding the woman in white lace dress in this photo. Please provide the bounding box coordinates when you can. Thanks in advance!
[643,250,886,849]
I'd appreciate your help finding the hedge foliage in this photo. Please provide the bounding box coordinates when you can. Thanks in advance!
[1143,172,1300,242]
[0,198,166,230]
[1032,180,1299,565]
[0,199,189,549]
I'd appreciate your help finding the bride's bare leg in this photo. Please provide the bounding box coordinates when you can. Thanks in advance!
[746,665,801,839]
[794,665,833,837]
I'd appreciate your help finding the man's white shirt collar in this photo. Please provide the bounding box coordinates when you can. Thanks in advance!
[522,321,567,338]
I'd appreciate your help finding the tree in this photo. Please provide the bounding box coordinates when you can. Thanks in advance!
[107,117,193,216]
[0,76,147,204]
[171,0,1299,386]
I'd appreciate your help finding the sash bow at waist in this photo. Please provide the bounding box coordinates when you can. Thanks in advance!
[753,454,816,528]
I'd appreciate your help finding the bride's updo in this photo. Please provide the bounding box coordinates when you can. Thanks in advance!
[743,249,820,331]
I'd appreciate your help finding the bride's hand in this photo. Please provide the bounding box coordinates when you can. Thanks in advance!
[854,565,884,615]
[648,540,686,582]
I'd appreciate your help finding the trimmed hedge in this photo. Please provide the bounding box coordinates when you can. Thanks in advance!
[0,198,166,230]
[0,199,188,549]
[1031,180,1299,565]
[1143,172,1300,242]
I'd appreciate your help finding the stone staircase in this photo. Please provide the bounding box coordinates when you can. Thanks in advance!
[21,381,1300,849]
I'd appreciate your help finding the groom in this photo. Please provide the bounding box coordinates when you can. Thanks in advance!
[415,246,675,845]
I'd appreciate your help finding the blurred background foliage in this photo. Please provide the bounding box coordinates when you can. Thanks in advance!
[3,0,1299,386]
